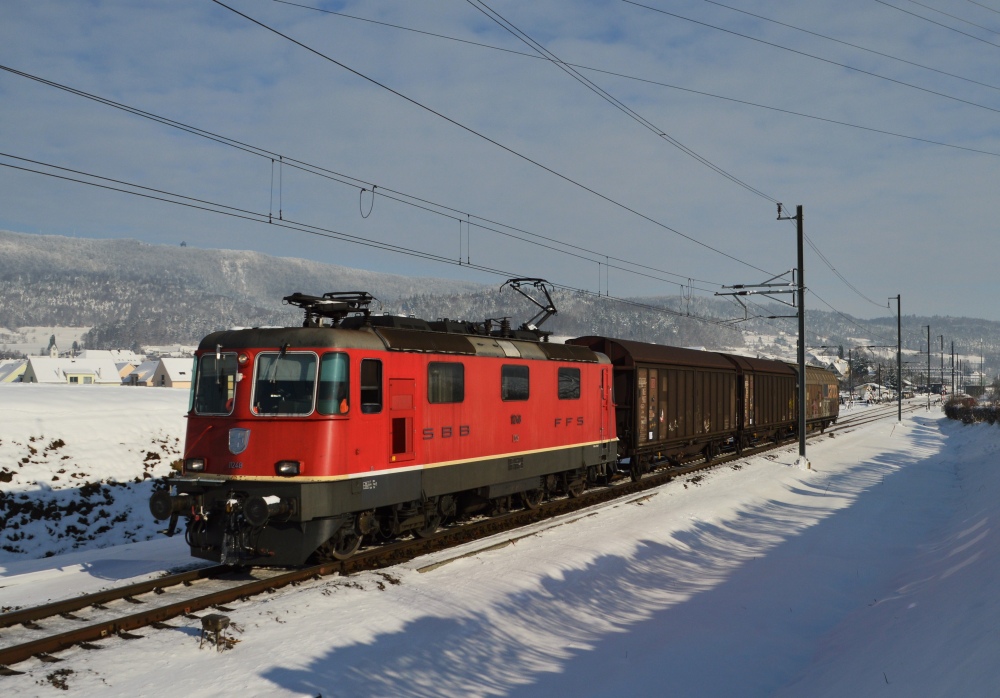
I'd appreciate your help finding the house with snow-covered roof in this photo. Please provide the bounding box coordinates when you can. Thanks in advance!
[0,359,27,383]
[150,357,194,389]
[124,360,159,386]
[21,357,122,385]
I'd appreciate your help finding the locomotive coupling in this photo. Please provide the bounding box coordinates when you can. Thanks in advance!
[149,490,194,521]
[243,495,297,527]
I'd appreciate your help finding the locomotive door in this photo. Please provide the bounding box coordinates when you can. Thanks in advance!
[388,378,415,463]
[600,367,610,459]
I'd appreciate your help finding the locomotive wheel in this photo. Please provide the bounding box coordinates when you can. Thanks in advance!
[415,514,442,539]
[326,528,362,560]
[521,488,544,510]
[567,478,586,498]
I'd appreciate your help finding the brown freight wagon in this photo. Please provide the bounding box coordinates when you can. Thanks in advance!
[789,364,839,431]
[568,336,738,479]
[719,354,798,449]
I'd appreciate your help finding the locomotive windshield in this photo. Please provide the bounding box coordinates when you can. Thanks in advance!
[252,352,317,416]
[193,353,239,415]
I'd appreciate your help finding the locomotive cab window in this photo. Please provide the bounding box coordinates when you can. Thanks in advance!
[501,364,529,401]
[193,353,239,415]
[318,352,350,415]
[253,352,317,416]
[558,367,581,400]
[360,359,383,414]
[428,362,464,404]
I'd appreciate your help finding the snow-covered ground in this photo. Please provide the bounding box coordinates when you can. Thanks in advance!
[2,388,997,697]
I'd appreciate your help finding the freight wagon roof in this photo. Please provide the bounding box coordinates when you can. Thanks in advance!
[568,336,734,370]
[720,353,797,377]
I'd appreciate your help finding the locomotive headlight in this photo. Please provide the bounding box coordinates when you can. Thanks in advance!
[238,353,249,365]
[185,458,206,472]
[275,460,301,476]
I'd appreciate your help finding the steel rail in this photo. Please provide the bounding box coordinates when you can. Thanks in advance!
[0,565,229,630]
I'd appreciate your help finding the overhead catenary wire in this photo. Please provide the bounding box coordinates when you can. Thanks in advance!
[209,0,779,278]
[624,1,1000,117]
[271,1,1000,160]
[463,0,778,204]
[697,0,1000,91]
[878,0,1000,47]
[0,151,749,328]
[0,63,725,292]
[895,0,1000,36]
[264,0,893,324]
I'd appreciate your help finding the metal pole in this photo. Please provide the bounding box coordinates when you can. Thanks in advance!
[926,325,931,411]
[796,206,807,467]
[896,294,903,422]
[939,335,944,400]
[951,341,955,398]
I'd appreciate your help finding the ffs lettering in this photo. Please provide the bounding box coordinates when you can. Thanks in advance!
[554,416,585,427]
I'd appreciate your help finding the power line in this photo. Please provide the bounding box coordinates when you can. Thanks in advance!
[898,0,1000,35]
[0,151,747,328]
[624,1,1000,116]
[967,0,1000,16]
[273,0,896,331]
[697,0,1000,91]
[210,0,778,277]
[0,63,726,292]
[272,1,1000,160]
[463,0,778,204]
[875,0,1000,48]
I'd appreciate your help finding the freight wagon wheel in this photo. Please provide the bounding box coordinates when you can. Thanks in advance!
[629,462,643,483]
[521,488,544,510]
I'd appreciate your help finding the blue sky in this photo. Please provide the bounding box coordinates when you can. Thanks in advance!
[2,0,1000,328]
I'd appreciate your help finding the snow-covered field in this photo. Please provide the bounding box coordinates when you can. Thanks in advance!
[2,387,998,697]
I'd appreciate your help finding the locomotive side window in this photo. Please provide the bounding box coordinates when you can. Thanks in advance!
[360,359,383,413]
[558,367,581,400]
[318,353,350,415]
[428,362,464,403]
[193,353,239,415]
[253,352,317,416]
[501,364,529,401]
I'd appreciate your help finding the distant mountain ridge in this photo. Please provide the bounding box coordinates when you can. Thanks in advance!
[1,230,997,377]
[0,229,484,348]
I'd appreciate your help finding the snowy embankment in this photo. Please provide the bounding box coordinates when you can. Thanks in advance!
[0,384,185,562]
[1,391,998,697]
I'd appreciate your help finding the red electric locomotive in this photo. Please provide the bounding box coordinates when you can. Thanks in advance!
[150,281,617,566]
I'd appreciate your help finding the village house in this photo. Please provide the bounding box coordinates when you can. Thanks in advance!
[150,357,194,389]
[20,357,122,385]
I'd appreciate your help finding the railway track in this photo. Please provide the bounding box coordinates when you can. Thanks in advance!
[0,401,923,671]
